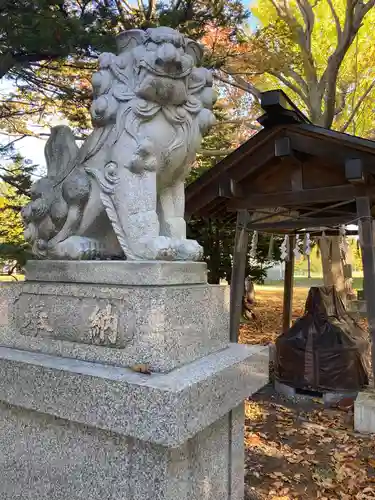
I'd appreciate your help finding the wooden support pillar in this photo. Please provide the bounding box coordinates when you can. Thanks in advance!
[282,234,295,332]
[228,210,250,500]
[356,197,375,381]
[229,210,250,342]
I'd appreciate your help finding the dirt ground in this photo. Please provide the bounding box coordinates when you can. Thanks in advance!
[239,286,375,500]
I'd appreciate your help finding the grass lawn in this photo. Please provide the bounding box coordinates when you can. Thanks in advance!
[0,274,24,282]
[265,276,363,290]
[241,285,374,500]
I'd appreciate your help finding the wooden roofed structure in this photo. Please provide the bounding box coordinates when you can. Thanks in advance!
[185,90,375,377]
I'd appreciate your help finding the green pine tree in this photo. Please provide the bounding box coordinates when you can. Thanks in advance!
[0,154,33,271]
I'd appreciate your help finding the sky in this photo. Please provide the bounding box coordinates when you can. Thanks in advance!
[1,1,257,172]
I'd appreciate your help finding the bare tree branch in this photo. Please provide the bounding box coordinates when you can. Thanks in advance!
[113,0,127,24]
[214,72,261,101]
[268,70,310,106]
[320,0,375,128]
[220,70,264,76]
[326,0,342,41]
[349,34,360,133]
[146,0,157,21]
[271,0,319,95]
[354,0,375,28]
[1,135,27,148]
[137,0,146,15]
[198,148,236,157]
[296,0,316,53]
[211,119,261,131]
[334,85,349,117]
[340,78,375,133]
[285,68,309,94]
[269,0,286,19]
[111,0,134,25]
[121,0,137,12]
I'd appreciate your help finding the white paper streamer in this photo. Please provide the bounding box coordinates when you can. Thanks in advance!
[293,234,302,260]
[304,232,311,256]
[250,230,258,258]
[339,224,349,255]
[281,235,290,261]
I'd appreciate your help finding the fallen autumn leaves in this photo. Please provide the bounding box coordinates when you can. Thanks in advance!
[245,391,375,499]
[240,286,375,500]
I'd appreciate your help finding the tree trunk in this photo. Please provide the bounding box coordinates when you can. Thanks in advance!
[331,236,346,300]
[343,243,355,301]
[320,236,333,287]
[320,236,346,303]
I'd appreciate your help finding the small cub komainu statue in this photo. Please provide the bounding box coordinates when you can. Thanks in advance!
[22,27,216,261]
[243,276,257,321]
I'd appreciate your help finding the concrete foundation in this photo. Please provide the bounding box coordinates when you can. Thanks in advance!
[354,390,375,434]
[275,379,358,405]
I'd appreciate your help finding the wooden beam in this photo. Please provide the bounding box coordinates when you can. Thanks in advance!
[289,130,375,171]
[302,200,354,218]
[346,158,365,184]
[282,235,295,332]
[229,211,251,342]
[247,215,351,231]
[291,163,303,191]
[228,185,373,210]
[275,137,292,157]
[356,197,375,382]
[248,208,294,225]
[218,179,244,198]
[300,229,358,236]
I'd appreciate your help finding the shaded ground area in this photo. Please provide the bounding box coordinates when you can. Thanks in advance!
[245,388,375,499]
[239,286,307,345]
[265,277,364,290]
[240,286,374,500]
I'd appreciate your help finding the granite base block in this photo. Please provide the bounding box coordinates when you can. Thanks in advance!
[0,344,268,446]
[0,344,268,499]
[0,279,229,372]
[0,400,244,500]
[24,260,208,286]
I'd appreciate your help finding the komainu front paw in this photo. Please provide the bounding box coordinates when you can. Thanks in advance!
[173,239,203,261]
[131,236,178,261]
[48,236,105,260]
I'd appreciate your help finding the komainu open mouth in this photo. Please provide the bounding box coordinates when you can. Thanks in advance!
[139,59,192,80]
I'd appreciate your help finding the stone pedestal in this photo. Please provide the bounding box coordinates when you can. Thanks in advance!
[354,390,375,434]
[0,261,268,499]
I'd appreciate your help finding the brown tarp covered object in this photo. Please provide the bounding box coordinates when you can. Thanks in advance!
[276,286,370,391]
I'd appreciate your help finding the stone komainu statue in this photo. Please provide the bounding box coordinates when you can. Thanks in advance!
[22,27,216,261]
